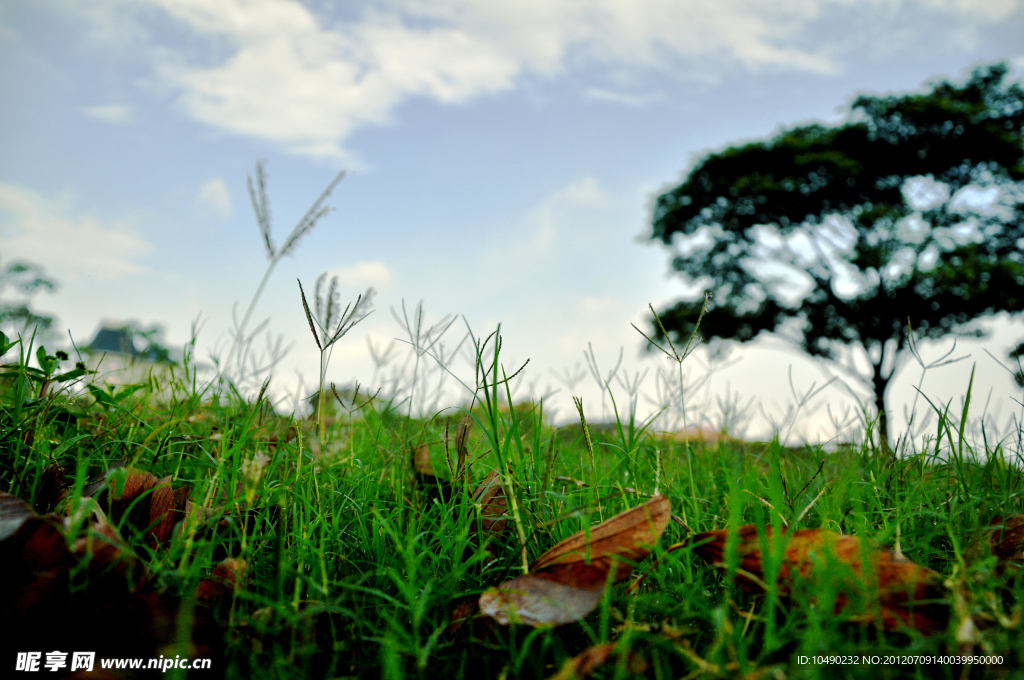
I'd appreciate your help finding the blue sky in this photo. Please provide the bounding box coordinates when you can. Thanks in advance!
[1,0,1023,443]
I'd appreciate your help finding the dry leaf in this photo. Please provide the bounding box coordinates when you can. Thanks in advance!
[197,557,247,602]
[69,509,144,588]
[148,477,190,547]
[690,525,948,633]
[532,494,671,583]
[445,597,495,643]
[546,643,648,680]
[480,574,606,627]
[0,493,221,666]
[0,493,71,624]
[413,444,435,476]
[0,492,37,541]
[82,464,192,548]
[38,462,68,512]
[103,467,159,528]
[480,496,671,627]
[472,470,507,539]
[547,643,614,680]
[412,444,452,502]
[986,515,1024,566]
[81,457,127,498]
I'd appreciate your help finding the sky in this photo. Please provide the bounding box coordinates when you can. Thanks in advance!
[1,0,1023,445]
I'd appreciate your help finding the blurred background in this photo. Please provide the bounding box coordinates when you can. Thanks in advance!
[1,0,1022,444]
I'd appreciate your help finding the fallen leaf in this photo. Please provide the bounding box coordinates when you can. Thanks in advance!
[0,493,222,667]
[197,557,247,602]
[0,493,71,625]
[985,515,1024,567]
[69,507,144,588]
[480,496,671,627]
[413,444,435,476]
[81,457,127,498]
[689,525,948,633]
[82,463,192,549]
[411,444,452,502]
[480,575,605,627]
[472,470,507,539]
[445,597,494,643]
[547,642,649,680]
[102,466,159,528]
[547,643,614,680]
[38,462,68,512]
[148,477,190,547]
[532,494,672,583]
[0,492,37,541]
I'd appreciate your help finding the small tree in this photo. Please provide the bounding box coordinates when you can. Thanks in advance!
[649,64,1024,450]
[0,258,57,339]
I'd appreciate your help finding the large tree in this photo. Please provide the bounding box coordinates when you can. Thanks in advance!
[649,63,1024,449]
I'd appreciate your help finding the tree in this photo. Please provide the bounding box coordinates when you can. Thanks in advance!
[648,63,1024,450]
[0,257,58,338]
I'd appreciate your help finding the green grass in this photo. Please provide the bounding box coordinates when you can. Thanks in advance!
[3,327,1024,680]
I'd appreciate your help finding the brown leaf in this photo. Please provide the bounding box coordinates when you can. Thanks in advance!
[197,557,247,602]
[986,514,1024,566]
[532,495,672,583]
[102,467,160,528]
[0,494,221,667]
[81,457,127,498]
[445,597,495,643]
[412,444,452,502]
[148,477,190,547]
[480,496,672,627]
[546,643,649,680]
[0,493,71,623]
[547,643,615,680]
[38,462,68,512]
[690,525,948,633]
[113,467,159,503]
[413,444,435,476]
[70,511,145,588]
[472,470,507,539]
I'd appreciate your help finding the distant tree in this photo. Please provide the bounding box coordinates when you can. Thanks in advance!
[648,63,1024,450]
[1009,342,1024,387]
[0,257,58,338]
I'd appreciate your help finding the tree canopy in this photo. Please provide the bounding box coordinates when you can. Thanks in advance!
[0,258,57,339]
[649,63,1024,448]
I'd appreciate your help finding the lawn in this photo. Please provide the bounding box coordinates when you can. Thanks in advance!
[2,329,1023,680]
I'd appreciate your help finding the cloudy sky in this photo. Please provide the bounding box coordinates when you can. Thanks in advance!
[1,0,1023,443]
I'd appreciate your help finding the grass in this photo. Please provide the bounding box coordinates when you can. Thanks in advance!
[3,321,1024,680]
[2,163,1022,679]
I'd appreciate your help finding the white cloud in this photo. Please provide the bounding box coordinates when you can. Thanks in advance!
[0,182,151,280]
[82,104,135,124]
[328,260,392,289]
[584,88,664,107]
[193,177,233,219]
[528,176,608,250]
[577,294,626,317]
[75,0,1012,158]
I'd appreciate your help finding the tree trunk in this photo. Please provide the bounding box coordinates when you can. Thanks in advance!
[872,363,891,456]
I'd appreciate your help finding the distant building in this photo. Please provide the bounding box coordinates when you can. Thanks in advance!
[87,325,171,363]
[84,323,176,386]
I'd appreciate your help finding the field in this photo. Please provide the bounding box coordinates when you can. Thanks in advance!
[3,327,1024,680]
